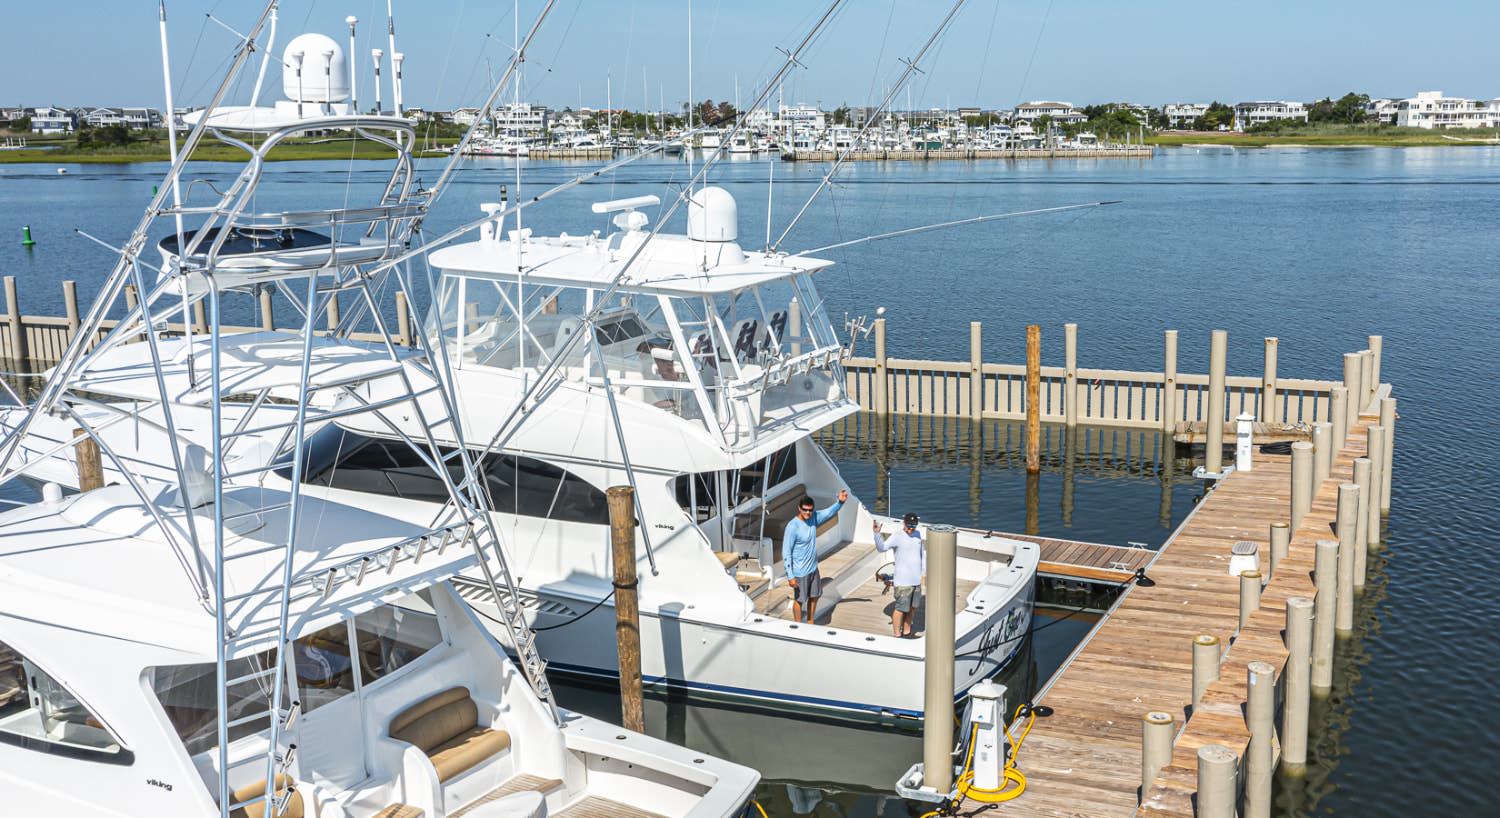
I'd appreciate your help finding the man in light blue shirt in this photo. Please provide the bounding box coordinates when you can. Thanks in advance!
[873,513,926,637]
[782,488,847,623]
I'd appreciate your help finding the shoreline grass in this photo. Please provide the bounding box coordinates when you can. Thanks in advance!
[0,135,456,164]
[1148,126,1500,148]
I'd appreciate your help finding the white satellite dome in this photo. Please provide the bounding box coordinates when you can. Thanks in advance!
[282,33,349,103]
[687,186,738,242]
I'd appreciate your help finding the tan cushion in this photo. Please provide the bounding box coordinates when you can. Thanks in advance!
[228,775,303,818]
[714,551,742,569]
[390,687,478,753]
[372,806,424,818]
[429,726,512,782]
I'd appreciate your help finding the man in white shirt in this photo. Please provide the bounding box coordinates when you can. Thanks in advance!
[873,513,926,637]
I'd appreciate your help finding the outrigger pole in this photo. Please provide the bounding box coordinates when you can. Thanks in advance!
[772,0,971,252]
[793,201,1122,256]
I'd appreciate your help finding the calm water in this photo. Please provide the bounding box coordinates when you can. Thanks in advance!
[2,147,1497,815]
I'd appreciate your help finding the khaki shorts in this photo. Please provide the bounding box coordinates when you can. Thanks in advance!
[791,569,822,605]
[893,585,921,613]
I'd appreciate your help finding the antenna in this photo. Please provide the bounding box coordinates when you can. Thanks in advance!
[387,0,402,117]
[371,48,384,114]
[346,16,359,113]
[321,48,335,115]
[290,50,305,117]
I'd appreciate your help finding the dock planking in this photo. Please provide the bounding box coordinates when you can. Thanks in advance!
[957,410,1377,817]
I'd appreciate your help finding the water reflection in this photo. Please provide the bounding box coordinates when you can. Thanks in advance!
[819,414,1199,548]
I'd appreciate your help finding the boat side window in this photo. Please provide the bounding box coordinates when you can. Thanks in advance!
[482,454,610,525]
[672,444,797,520]
[354,590,444,685]
[294,621,357,714]
[150,647,285,757]
[0,639,129,763]
[279,427,607,524]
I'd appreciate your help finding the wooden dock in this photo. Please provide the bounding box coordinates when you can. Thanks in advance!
[962,529,1154,584]
[956,407,1383,817]
[782,147,1154,161]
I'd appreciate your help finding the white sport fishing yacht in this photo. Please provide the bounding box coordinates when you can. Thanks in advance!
[0,8,757,817]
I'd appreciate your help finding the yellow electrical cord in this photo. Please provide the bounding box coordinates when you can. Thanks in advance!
[919,704,1036,817]
[750,799,769,818]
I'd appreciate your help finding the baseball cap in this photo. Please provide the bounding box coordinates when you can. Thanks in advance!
[902,512,920,527]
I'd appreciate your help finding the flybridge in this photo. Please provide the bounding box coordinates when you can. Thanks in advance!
[427,187,856,455]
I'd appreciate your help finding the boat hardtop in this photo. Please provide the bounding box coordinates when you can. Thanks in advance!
[0,482,481,659]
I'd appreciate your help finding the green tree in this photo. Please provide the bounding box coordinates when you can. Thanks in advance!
[697,99,722,126]
[716,101,737,124]
[1306,97,1337,123]
[1192,101,1233,131]
[1331,92,1371,124]
[6,115,30,132]
[831,105,850,126]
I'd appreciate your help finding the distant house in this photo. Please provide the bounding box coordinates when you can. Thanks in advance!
[27,106,75,134]
[1363,98,1398,124]
[402,106,433,122]
[450,107,482,126]
[1162,103,1209,129]
[1395,91,1498,129]
[79,107,162,129]
[1232,101,1307,130]
[1014,101,1086,124]
[492,102,547,136]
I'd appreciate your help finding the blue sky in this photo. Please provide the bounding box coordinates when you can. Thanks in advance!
[5,1,1497,111]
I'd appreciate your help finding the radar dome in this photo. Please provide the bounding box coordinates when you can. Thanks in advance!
[687,186,738,242]
[282,33,349,103]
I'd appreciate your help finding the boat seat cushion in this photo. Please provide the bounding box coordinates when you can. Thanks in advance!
[228,774,303,818]
[714,551,742,570]
[371,806,424,818]
[390,686,510,782]
[736,484,839,544]
[430,726,512,782]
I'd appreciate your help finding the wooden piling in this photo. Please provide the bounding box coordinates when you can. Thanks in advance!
[1359,349,1375,408]
[1064,323,1078,427]
[606,485,645,733]
[4,276,27,363]
[326,293,341,332]
[1379,397,1396,513]
[1352,460,1372,589]
[1329,386,1348,453]
[1191,633,1219,712]
[1025,325,1041,473]
[1140,711,1174,802]
[1196,745,1238,818]
[1162,330,1178,433]
[1367,334,1382,394]
[1245,661,1275,818]
[73,428,103,492]
[62,280,80,335]
[124,284,138,312]
[1239,570,1262,630]
[1341,353,1360,429]
[1365,426,1384,552]
[873,317,888,416]
[396,291,412,347]
[1311,422,1332,484]
[1260,337,1278,423]
[1311,539,1337,692]
[193,300,207,334]
[1334,500,1355,634]
[258,285,274,332]
[1337,481,1363,600]
[1269,521,1289,581]
[969,321,983,422]
[1282,596,1314,770]
[1205,330,1227,475]
[1290,441,1313,531]
[923,524,959,793]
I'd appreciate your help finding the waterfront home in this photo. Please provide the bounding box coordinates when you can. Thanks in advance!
[1365,98,1399,124]
[24,106,75,133]
[493,101,549,136]
[1014,100,1086,124]
[1395,90,1500,129]
[1232,100,1308,130]
[78,106,162,129]
[450,106,482,126]
[1162,102,1209,128]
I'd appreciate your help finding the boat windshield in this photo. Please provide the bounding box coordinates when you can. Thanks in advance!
[430,270,849,448]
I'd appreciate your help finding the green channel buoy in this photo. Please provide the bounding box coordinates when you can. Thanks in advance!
[21,225,35,247]
[152,184,158,196]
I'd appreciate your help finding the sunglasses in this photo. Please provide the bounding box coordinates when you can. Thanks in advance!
[798,507,814,515]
